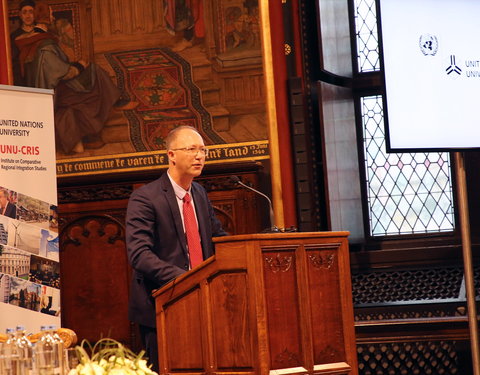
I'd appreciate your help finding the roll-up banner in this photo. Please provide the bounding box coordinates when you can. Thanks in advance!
[0,85,60,333]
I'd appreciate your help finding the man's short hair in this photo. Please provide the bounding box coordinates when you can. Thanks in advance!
[0,189,7,198]
[165,125,202,150]
[19,0,35,11]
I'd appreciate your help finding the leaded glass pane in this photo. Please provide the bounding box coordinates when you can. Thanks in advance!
[361,96,455,236]
[353,0,380,72]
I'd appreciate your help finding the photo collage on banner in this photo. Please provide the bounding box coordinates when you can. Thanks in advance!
[0,85,59,332]
[0,193,60,314]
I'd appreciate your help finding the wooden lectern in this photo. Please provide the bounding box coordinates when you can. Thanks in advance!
[153,232,358,375]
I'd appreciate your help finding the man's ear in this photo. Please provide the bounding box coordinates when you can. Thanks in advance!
[167,150,176,165]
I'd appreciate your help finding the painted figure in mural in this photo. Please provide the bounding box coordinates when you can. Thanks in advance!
[12,1,126,154]
[54,18,76,62]
[164,0,204,52]
[225,0,260,50]
[125,126,227,372]
[10,0,36,86]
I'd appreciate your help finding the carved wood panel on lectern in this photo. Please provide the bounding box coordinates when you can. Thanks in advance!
[262,247,303,370]
[305,245,346,364]
[210,273,253,369]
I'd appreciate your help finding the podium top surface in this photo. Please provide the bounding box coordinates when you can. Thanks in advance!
[213,231,350,243]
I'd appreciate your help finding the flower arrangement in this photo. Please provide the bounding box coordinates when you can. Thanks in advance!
[67,338,158,375]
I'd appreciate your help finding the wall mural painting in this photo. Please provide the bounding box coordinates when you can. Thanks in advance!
[6,0,270,177]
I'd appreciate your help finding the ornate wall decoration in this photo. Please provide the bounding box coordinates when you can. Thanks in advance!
[357,341,463,375]
[351,267,465,305]
[274,348,301,367]
[264,253,293,273]
[308,252,335,269]
[58,185,133,204]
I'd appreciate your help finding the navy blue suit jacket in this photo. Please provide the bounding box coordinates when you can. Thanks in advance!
[126,173,226,327]
[2,202,16,219]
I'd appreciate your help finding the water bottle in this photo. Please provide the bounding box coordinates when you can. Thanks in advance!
[14,326,34,375]
[35,326,56,375]
[49,326,64,375]
[1,328,19,375]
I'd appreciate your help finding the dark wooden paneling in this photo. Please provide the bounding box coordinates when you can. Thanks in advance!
[59,215,130,343]
[210,273,253,369]
[164,288,204,371]
[262,247,303,370]
[306,246,346,364]
[154,232,358,375]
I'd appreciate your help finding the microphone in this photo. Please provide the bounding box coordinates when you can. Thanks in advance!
[229,175,279,232]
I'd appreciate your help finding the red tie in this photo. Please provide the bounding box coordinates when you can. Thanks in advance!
[183,193,203,268]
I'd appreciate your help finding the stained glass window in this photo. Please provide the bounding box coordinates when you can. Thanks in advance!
[360,96,455,236]
[353,0,380,72]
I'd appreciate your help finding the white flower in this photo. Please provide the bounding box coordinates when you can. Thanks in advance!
[136,359,155,374]
[109,369,135,375]
[78,362,105,375]
[98,359,108,367]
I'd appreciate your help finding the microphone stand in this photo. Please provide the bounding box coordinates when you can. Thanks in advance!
[233,178,279,233]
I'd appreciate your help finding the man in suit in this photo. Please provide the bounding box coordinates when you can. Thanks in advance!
[126,125,227,373]
[0,189,17,219]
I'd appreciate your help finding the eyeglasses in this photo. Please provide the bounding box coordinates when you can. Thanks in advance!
[171,147,209,157]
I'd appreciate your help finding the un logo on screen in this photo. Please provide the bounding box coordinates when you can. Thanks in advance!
[419,34,438,56]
